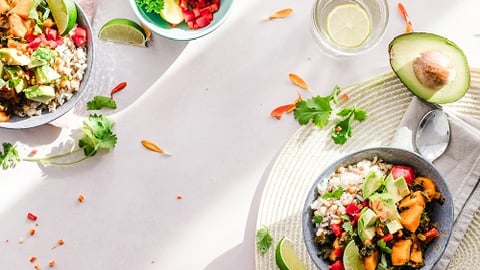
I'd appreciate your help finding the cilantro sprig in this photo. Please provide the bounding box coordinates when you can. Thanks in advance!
[87,96,117,110]
[321,187,344,200]
[0,114,117,169]
[135,0,164,14]
[256,225,273,253]
[293,86,367,145]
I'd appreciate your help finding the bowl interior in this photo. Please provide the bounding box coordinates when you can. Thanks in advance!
[302,147,453,270]
[129,0,234,41]
[0,3,94,129]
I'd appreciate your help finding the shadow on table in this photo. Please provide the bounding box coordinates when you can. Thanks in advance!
[204,150,279,270]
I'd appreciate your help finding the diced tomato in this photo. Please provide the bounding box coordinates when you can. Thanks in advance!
[382,233,394,242]
[329,260,344,270]
[345,202,361,216]
[330,223,343,237]
[45,27,58,41]
[424,228,439,244]
[181,0,219,30]
[71,26,88,47]
[391,165,416,185]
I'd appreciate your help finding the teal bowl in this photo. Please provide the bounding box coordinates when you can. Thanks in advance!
[302,147,453,270]
[129,0,234,41]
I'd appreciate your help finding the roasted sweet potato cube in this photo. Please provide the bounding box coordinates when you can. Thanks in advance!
[392,239,412,266]
[400,204,424,232]
[415,176,440,201]
[410,241,424,266]
[399,191,426,209]
[364,250,379,270]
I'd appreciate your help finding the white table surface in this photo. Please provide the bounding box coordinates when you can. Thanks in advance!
[1,0,480,269]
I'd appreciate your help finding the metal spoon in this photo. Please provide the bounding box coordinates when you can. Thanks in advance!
[413,109,451,162]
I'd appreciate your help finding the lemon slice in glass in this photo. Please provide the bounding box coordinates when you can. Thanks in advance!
[326,3,371,48]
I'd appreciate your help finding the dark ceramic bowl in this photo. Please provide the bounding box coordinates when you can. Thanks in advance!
[302,147,453,269]
[0,2,94,129]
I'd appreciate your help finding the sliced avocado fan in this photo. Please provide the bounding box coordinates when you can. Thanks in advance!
[389,32,470,104]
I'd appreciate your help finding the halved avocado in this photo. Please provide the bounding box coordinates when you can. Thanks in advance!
[389,32,470,104]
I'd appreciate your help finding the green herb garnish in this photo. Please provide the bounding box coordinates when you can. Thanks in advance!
[377,239,392,254]
[313,215,324,224]
[135,0,164,14]
[256,225,273,253]
[322,187,344,200]
[87,96,117,110]
[294,86,367,145]
[0,114,118,169]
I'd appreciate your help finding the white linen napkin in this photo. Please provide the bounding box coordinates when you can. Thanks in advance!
[390,97,480,269]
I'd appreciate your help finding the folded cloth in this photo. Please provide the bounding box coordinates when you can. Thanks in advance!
[390,96,480,269]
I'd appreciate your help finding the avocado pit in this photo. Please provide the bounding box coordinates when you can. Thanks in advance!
[413,50,455,89]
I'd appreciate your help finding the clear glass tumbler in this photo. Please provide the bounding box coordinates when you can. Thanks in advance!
[312,0,389,57]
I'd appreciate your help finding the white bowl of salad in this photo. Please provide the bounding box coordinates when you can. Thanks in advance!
[0,0,94,129]
[129,0,234,41]
[302,147,453,270]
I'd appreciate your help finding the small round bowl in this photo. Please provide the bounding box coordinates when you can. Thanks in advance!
[0,3,94,129]
[302,147,453,269]
[129,0,234,41]
[311,0,389,57]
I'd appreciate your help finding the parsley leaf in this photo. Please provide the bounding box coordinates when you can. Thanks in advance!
[332,107,367,145]
[79,114,118,156]
[322,187,344,200]
[135,0,164,14]
[0,143,20,170]
[256,225,273,253]
[87,96,117,110]
[342,221,356,237]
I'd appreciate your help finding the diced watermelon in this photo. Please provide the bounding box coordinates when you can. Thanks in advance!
[71,26,88,47]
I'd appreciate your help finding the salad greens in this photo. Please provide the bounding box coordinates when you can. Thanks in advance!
[0,114,117,169]
[294,86,367,145]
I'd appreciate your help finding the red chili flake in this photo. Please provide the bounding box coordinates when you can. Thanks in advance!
[341,93,350,101]
[34,264,41,270]
[78,194,85,203]
[176,195,183,200]
[335,126,343,133]
[29,149,38,156]
[29,228,36,236]
[57,239,64,246]
[27,212,38,221]
[110,82,127,98]
[397,3,414,33]
[48,260,55,267]
[270,94,302,120]
[29,256,37,263]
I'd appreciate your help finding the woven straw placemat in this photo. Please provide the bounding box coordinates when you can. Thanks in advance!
[255,68,480,270]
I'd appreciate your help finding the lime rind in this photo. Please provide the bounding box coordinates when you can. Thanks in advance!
[46,0,78,35]
[98,18,148,47]
[275,237,307,270]
[343,240,366,270]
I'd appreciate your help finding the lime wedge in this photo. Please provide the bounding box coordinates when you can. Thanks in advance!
[326,3,371,48]
[160,0,184,25]
[275,237,307,270]
[98,18,148,47]
[343,240,366,270]
[46,0,77,35]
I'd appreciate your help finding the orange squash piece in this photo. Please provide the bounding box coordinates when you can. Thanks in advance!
[364,250,379,270]
[391,239,412,266]
[399,191,426,209]
[10,0,35,19]
[0,0,10,13]
[400,204,424,232]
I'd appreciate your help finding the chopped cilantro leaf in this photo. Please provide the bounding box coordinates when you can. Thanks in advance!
[135,0,164,14]
[256,225,273,253]
[0,143,20,170]
[322,187,344,200]
[87,96,117,110]
[313,215,323,224]
[79,114,118,156]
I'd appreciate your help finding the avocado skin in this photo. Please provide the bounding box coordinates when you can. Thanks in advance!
[389,32,470,104]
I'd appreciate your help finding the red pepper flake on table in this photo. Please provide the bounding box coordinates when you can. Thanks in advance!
[268,8,293,20]
[27,212,38,221]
